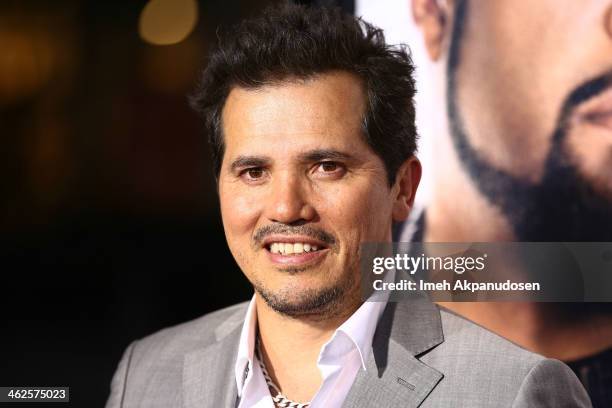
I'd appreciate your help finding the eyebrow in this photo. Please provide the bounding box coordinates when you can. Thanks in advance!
[229,156,270,173]
[298,149,353,163]
[228,149,354,173]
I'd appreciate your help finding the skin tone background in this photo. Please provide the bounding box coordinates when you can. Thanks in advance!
[407,0,612,360]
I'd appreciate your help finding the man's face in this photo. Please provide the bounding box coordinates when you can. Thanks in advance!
[447,0,612,240]
[218,72,397,316]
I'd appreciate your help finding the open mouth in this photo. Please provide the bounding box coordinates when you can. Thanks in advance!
[266,242,324,255]
[261,236,330,266]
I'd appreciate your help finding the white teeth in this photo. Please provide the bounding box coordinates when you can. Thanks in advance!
[268,242,322,255]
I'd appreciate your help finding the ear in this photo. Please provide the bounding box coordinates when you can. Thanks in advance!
[392,156,422,222]
[411,0,452,61]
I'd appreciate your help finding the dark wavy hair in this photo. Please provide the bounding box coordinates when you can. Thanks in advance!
[190,2,417,185]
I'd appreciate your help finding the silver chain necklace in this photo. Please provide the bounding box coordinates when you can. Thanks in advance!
[255,337,311,408]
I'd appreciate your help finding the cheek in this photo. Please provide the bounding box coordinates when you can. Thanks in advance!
[218,183,264,278]
[363,189,394,239]
[219,183,261,243]
[318,180,393,242]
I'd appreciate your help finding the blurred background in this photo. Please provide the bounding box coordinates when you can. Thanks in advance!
[0,0,352,406]
[8,0,610,406]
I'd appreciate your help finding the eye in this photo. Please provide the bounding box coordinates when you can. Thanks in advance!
[320,162,338,172]
[314,161,346,178]
[240,167,267,183]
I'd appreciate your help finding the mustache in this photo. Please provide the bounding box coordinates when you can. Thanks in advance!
[252,223,337,247]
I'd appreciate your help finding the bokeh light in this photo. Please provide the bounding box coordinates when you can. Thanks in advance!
[138,0,199,46]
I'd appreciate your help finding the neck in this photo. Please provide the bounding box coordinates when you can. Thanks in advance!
[254,291,361,402]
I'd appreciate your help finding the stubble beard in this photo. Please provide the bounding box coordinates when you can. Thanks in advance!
[249,223,360,319]
[252,267,358,320]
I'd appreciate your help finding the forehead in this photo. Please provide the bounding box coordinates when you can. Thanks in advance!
[220,71,369,161]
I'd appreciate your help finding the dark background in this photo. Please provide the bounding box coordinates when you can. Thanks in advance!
[0,0,352,406]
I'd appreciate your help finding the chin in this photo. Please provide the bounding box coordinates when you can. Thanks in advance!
[254,276,355,318]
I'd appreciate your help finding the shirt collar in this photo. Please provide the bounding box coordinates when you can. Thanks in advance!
[332,296,387,370]
[323,269,393,370]
[233,289,389,394]
[234,296,257,396]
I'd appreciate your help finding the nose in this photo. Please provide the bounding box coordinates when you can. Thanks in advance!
[265,171,316,224]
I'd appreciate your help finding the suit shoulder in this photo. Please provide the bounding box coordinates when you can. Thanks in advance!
[107,303,249,407]
[433,306,544,368]
[422,308,590,406]
[511,356,592,406]
[132,301,249,359]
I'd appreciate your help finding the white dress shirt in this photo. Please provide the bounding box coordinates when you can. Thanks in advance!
[234,294,387,407]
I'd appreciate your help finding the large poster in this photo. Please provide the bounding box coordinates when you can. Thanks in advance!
[358,1,612,405]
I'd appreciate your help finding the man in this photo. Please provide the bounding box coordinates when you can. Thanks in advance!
[406,0,612,405]
[106,4,591,407]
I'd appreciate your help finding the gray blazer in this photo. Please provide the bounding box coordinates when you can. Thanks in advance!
[105,295,592,407]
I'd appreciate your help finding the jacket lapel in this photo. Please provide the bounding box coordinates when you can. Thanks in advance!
[343,295,445,407]
[181,294,445,408]
[183,306,246,408]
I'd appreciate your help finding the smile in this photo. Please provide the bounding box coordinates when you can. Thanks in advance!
[262,236,330,266]
[269,242,321,255]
